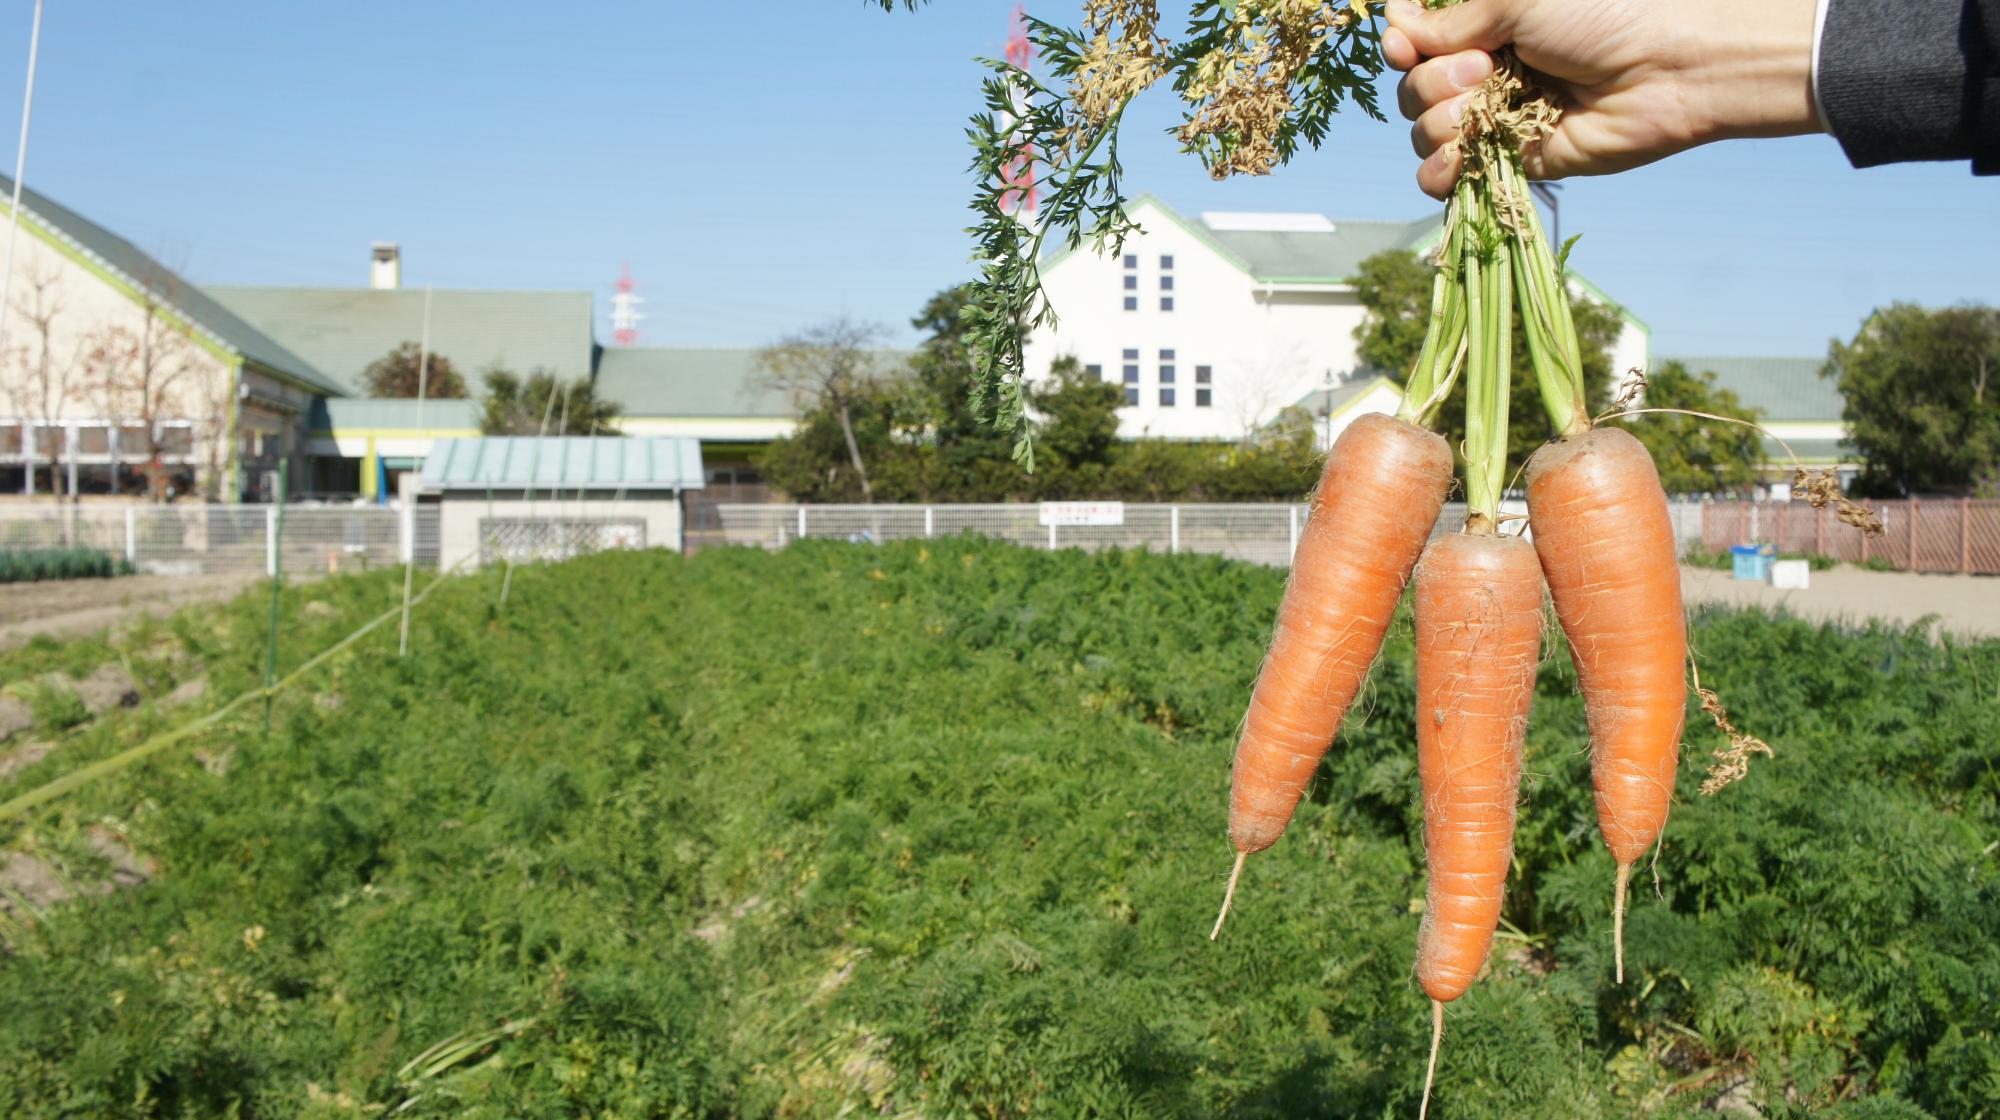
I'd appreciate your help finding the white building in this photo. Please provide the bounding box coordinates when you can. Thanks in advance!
[1023,195,1650,445]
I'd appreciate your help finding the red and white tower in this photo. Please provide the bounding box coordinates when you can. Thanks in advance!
[999,5,1038,217]
[610,262,645,347]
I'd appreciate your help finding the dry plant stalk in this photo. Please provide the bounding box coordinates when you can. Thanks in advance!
[1792,467,1885,536]
[1694,684,1773,796]
[1071,0,1171,138]
[1609,369,1649,411]
[1174,0,1377,178]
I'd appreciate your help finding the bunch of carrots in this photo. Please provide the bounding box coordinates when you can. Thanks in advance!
[1207,37,1713,1117]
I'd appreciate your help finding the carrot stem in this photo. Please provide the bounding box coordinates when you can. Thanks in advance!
[1210,850,1246,941]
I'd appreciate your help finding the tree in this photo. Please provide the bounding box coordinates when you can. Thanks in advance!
[1825,303,2000,496]
[1619,361,1764,495]
[6,247,83,497]
[83,283,202,501]
[480,369,620,436]
[1352,248,1620,465]
[1029,355,1121,470]
[756,318,896,502]
[362,342,468,399]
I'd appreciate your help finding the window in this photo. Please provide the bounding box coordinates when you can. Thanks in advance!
[1195,364,1212,383]
[1122,363,1139,384]
[1196,388,1213,407]
[1122,253,1137,269]
[1159,275,1174,291]
[1160,296,1174,312]
[1123,348,1138,359]
[1159,348,1175,360]
[1123,296,1137,311]
[1195,366,1213,408]
[1160,365,1176,384]
[1123,387,1139,406]
[1159,254,1174,270]
[1123,274,1138,290]
[1159,387,1176,406]
[1085,363,1103,381]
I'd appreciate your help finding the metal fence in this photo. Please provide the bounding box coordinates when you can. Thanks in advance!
[703,501,1711,567]
[0,503,440,577]
[1702,499,2000,574]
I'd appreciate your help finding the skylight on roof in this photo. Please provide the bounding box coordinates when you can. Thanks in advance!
[1199,211,1335,233]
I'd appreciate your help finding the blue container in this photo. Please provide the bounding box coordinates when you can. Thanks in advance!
[1731,544,1776,581]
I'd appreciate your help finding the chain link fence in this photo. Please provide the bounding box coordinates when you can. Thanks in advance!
[700,500,1710,567]
[1702,499,2000,574]
[0,504,440,577]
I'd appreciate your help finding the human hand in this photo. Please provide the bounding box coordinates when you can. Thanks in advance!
[1381,0,1822,198]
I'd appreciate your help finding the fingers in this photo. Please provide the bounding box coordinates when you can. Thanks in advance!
[1410,91,1470,160]
[1385,0,1517,60]
[1395,50,1493,120]
[1417,142,1463,201]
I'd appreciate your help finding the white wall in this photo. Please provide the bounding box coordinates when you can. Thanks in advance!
[434,493,683,570]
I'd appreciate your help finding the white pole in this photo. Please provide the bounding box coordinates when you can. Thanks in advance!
[399,286,431,657]
[0,0,44,364]
[124,505,135,565]
[797,505,806,541]
[265,504,278,577]
[924,505,933,539]
[1169,505,1180,554]
[1287,505,1300,562]
[1048,521,1057,551]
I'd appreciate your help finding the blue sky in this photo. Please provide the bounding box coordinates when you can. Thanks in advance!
[5,1,1994,359]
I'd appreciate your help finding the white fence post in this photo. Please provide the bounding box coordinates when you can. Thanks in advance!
[924,506,934,539]
[266,505,278,577]
[797,505,807,540]
[1169,505,1180,554]
[1287,506,1300,561]
[1047,521,1057,551]
[124,506,136,566]
[399,499,415,564]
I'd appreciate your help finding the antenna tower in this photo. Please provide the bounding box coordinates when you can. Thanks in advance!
[610,262,645,347]
[1000,6,1038,217]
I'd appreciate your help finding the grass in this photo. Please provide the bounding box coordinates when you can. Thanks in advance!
[0,540,1994,1117]
[0,547,134,584]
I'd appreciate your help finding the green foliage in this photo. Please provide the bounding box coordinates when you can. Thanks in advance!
[361,342,469,399]
[1684,548,1838,572]
[1620,361,1766,495]
[1825,303,2000,496]
[1352,248,1620,465]
[0,547,134,583]
[1,544,1995,1116]
[479,369,621,436]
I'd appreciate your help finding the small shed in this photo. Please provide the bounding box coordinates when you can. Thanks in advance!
[418,436,706,569]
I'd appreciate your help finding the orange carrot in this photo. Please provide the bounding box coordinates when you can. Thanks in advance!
[1524,425,1687,982]
[1411,529,1542,1114]
[1213,412,1452,936]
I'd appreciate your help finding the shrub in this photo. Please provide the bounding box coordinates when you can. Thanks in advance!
[0,547,134,583]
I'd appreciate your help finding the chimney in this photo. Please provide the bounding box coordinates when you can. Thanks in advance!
[370,242,401,290]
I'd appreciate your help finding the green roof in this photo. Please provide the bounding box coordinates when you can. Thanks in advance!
[0,173,339,393]
[592,347,908,419]
[206,286,594,397]
[1760,435,1855,464]
[419,436,705,492]
[307,398,481,433]
[1662,355,1843,423]
[1290,373,1399,417]
[1202,217,1443,283]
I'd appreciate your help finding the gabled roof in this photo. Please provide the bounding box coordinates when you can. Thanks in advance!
[1660,356,1843,422]
[419,436,705,492]
[592,348,796,418]
[1290,373,1402,418]
[306,398,482,433]
[206,286,594,397]
[0,173,339,394]
[1202,216,1443,284]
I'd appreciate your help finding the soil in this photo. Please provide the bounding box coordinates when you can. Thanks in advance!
[0,573,262,650]
[1681,564,2000,639]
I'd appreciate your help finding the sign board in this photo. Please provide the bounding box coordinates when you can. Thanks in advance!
[1039,501,1125,527]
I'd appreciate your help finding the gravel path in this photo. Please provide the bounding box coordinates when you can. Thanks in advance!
[0,573,263,650]
[1681,564,2000,639]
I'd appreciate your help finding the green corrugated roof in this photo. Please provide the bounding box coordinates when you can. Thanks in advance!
[206,286,594,397]
[0,173,340,394]
[592,347,910,419]
[1203,217,1443,283]
[419,436,705,491]
[307,398,482,432]
[1662,356,1843,422]
[1759,436,1855,464]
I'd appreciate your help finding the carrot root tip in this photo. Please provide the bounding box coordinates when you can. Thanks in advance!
[1613,862,1632,984]
[1419,999,1444,1120]
[1210,851,1247,942]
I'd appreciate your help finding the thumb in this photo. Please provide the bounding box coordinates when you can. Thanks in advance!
[1386,0,1518,58]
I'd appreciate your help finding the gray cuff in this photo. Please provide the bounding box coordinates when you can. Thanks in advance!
[1817,0,1987,168]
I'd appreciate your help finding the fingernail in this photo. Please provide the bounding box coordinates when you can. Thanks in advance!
[1449,54,1488,88]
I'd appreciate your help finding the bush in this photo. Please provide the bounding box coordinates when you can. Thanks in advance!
[0,547,134,583]
[0,542,1993,1117]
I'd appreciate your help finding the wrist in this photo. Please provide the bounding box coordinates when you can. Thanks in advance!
[1676,0,1823,143]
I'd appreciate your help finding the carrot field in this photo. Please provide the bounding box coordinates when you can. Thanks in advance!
[0,541,1996,1117]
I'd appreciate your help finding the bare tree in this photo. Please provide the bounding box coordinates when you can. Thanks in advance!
[85,281,200,502]
[756,317,892,502]
[1229,344,1310,442]
[7,247,83,498]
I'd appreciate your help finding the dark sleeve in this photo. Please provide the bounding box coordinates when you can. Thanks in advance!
[1817,0,1998,174]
